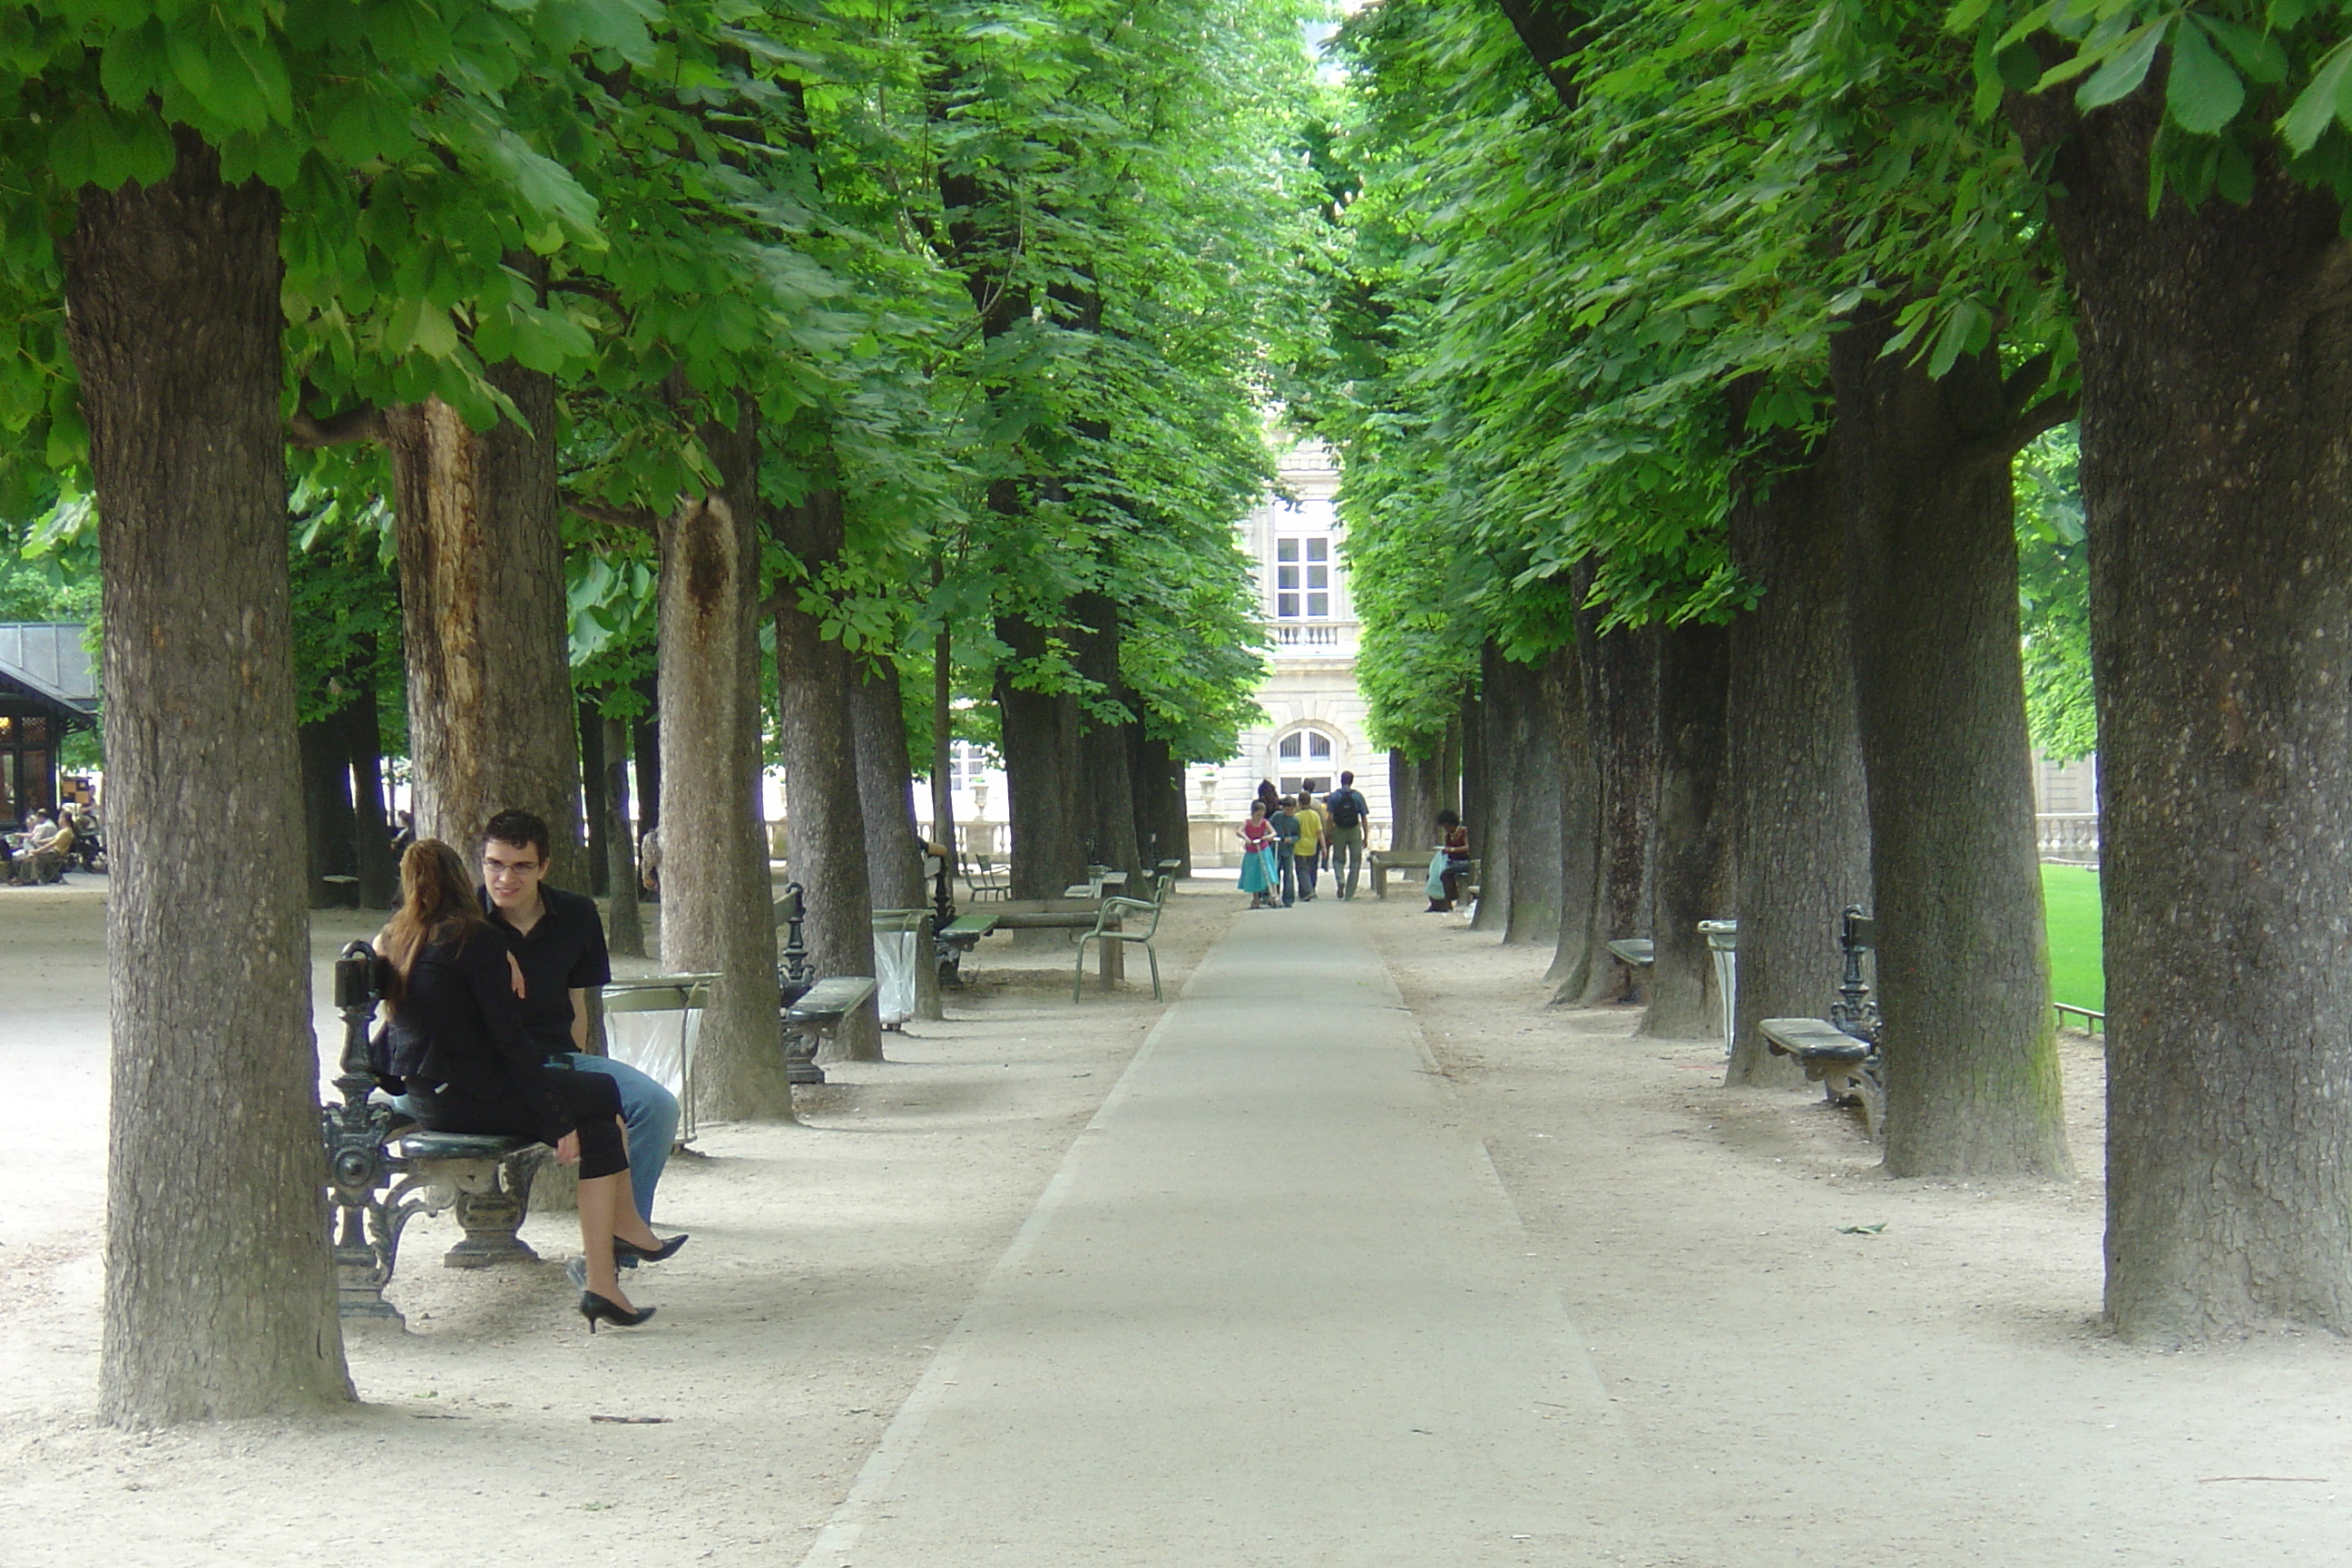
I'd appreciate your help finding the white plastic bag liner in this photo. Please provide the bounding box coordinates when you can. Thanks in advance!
[606,1007,697,1101]
[873,927,919,1024]
[601,975,713,1144]
[1425,847,1447,902]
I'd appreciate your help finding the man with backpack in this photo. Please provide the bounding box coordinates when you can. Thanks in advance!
[1321,771,1371,900]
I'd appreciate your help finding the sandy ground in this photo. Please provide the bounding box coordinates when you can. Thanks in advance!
[4,874,2350,1566]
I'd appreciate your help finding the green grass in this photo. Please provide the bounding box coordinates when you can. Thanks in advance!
[2041,862,2103,1015]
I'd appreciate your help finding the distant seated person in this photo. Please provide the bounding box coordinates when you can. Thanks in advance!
[13,811,72,884]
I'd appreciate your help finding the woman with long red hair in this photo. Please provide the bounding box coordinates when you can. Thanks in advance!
[377,839,675,1331]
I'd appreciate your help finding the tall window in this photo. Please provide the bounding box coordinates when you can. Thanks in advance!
[1274,537,1330,620]
[1278,729,1335,762]
[947,740,994,789]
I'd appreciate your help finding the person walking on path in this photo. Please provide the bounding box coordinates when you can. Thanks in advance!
[478,808,681,1228]
[1238,802,1279,909]
[1292,794,1324,901]
[1270,795,1300,907]
[1322,771,1370,899]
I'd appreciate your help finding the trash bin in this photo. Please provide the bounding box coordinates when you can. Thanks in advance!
[871,908,927,1029]
[1699,919,1738,1057]
[600,973,717,1144]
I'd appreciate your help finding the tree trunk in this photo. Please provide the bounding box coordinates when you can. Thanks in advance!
[68,132,350,1425]
[1723,431,1871,1088]
[578,697,609,898]
[1388,750,1423,852]
[930,605,956,861]
[773,489,880,1059]
[1574,613,1660,1004]
[298,713,357,906]
[341,664,398,910]
[1642,620,1735,1039]
[1834,307,2068,1180]
[633,679,661,841]
[1072,591,1142,877]
[386,358,581,887]
[1543,647,1602,994]
[852,656,941,1023]
[1503,647,1570,946]
[853,658,925,908]
[2014,90,2352,1336]
[1130,730,1191,876]
[1468,642,1515,931]
[658,407,796,1120]
[1458,684,1487,881]
[996,613,1088,899]
[600,713,645,959]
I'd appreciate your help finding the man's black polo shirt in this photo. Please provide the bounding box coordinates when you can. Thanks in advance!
[480,885,612,1059]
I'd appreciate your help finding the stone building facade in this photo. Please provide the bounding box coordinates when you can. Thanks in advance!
[1186,442,1393,867]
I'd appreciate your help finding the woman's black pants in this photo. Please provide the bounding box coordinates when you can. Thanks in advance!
[407,1064,630,1179]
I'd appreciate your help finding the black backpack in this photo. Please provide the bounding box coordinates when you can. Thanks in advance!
[1327,789,1363,828]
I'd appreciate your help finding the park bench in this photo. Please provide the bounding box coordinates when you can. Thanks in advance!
[1367,848,1432,899]
[937,910,1000,984]
[921,850,997,987]
[1073,870,1173,1002]
[975,893,1132,984]
[319,942,553,1324]
[1602,936,1654,1004]
[1760,906,1885,1139]
[785,975,881,1068]
[772,881,877,1084]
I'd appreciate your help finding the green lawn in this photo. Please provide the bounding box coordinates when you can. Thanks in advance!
[2042,862,2103,1015]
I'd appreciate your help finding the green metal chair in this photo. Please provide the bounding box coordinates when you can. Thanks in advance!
[1073,871,1173,1002]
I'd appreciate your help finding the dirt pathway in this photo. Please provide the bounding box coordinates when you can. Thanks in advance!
[6,878,2351,1566]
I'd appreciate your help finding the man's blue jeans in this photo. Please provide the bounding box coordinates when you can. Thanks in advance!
[557,1053,678,1223]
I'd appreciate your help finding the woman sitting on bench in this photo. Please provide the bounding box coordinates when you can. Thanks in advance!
[1426,809,1471,913]
[378,839,679,1332]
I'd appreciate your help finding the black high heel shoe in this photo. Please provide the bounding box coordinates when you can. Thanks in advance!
[579,1290,657,1333]
[614,1232,689,1265]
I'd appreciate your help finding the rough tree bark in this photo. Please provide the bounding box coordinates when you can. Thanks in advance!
[930,593,956,861]
[996,612,1089,899]
[1469,642,1516,931]
[1071,590,1142,876]
[1388,749,1428,850]
[340,656,398,910]
[2013,87,2352,1336]
[772,488,880,1060]
[298,714,357,906]
[1130,730,1191,875]
[1543,643,1602,994]
[659,407,796,1120]
[1503,647,1571,947]
[68,132,351,1425]
[386,357,581,887]
[852,656,941,1021]
[1573,609,1660,1004]
[1459,684,1487,878]
[1641,621,1734,1039]
[601,713,645,959]
[1722,431,1871,1088]
[578,698,610,899]
[1834,307,2068,1180]
[633,679,661,844]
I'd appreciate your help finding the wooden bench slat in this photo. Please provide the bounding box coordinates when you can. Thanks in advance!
[787,975,879,1023]
[1604,938,1655,967]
